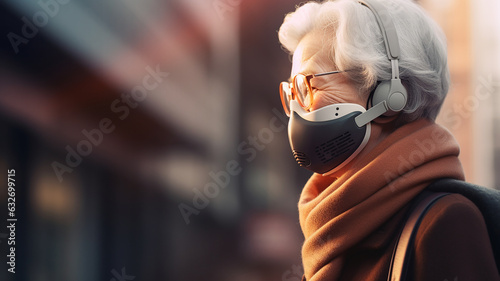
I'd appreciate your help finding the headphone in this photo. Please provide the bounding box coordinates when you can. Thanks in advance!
[354,0,408,127]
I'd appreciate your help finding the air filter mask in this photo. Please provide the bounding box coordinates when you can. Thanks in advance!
[288,100,371,175]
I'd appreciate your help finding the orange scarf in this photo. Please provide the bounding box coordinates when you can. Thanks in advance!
[299,119,465,281]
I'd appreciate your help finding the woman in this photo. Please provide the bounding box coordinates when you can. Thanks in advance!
[277,0,500,280]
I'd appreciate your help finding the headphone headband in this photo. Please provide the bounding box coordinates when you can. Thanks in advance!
[354,0,408,127]
[358,0,401,60]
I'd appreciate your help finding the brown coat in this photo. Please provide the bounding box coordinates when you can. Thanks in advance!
[336,194,499,281]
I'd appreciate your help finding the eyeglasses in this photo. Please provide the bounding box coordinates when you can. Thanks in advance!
[279,70,346,116]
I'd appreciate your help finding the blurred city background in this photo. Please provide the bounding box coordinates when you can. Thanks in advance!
[0,0,498,280]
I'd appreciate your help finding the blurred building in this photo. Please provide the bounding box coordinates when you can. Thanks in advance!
[0,0,498,281]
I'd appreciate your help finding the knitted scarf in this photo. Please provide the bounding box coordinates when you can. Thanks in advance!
[299,119,465,281]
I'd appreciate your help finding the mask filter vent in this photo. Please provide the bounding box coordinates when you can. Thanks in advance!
[288,106,370,175]
[315,132,356,164]
[292,150,311,167]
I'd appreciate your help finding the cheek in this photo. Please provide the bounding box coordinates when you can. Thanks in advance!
[310,92,349,111]
[311,89,366,111]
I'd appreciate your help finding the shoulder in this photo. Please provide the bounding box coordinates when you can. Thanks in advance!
[411,193,500,281]
[415,193,487,259]
[418,193,483,234]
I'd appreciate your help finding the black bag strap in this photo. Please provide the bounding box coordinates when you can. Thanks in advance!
[387,191,450,281]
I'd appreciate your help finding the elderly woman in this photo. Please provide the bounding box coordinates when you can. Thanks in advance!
[277,0,500,280]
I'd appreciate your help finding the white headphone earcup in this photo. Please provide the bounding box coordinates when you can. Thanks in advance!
[372,81,391,104]
[372,81,394,116]
[371,80,407,117]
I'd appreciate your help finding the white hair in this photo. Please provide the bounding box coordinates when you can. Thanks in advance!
[278,0,450,123]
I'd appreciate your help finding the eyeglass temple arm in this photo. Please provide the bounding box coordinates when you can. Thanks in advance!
[312,71,345,78]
